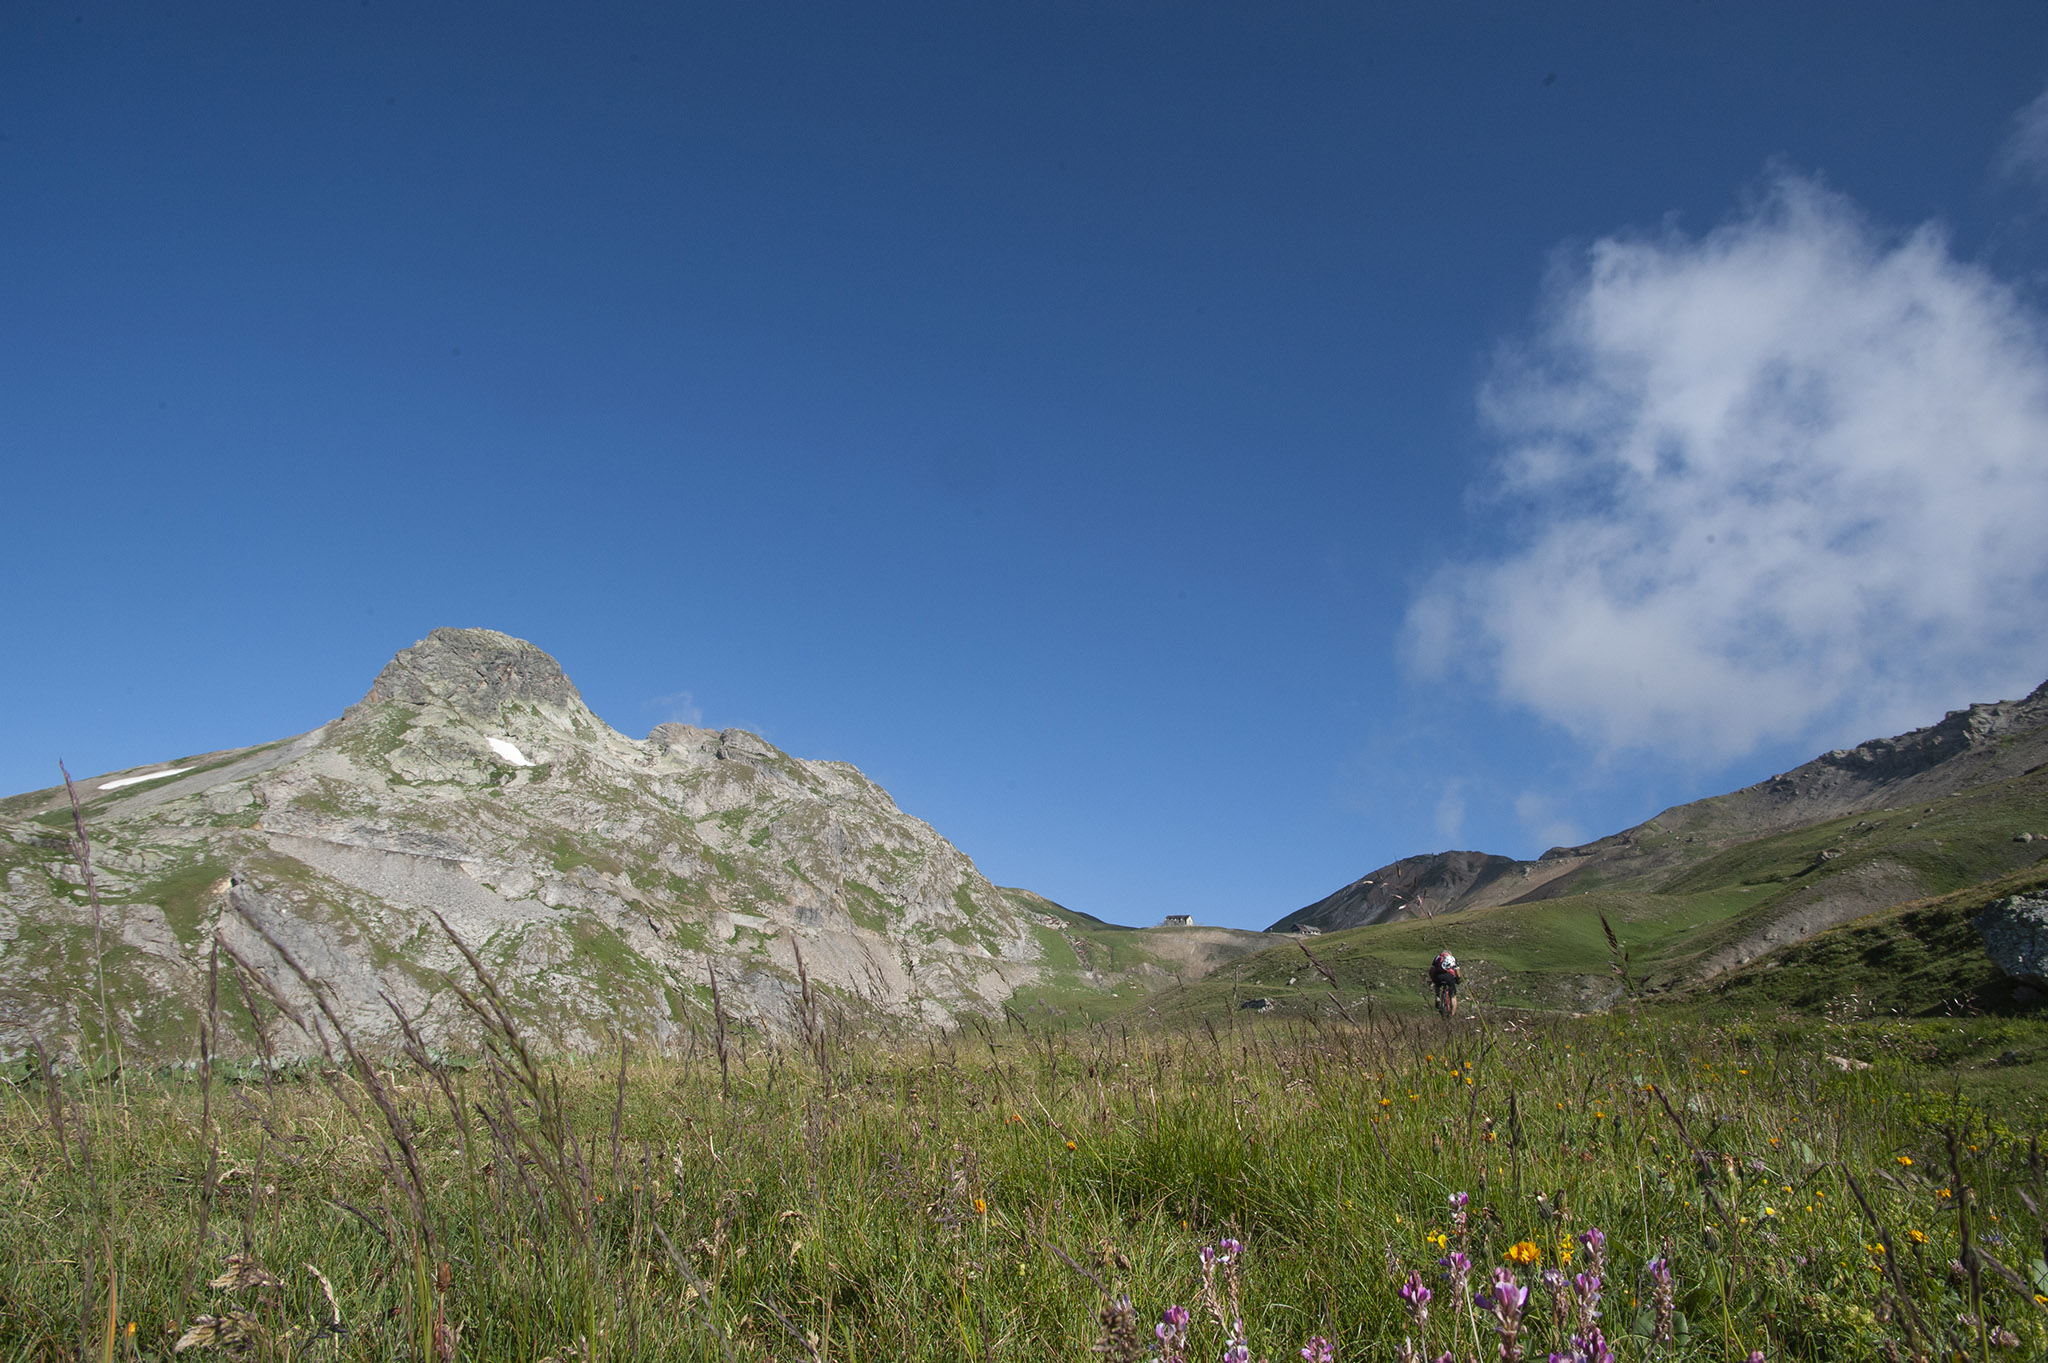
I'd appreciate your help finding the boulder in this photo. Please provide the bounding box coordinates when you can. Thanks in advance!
[1973,894,2048,985]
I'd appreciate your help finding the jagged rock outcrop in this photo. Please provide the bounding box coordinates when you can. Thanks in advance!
[0,628,1131,1061]
[1976,894,2048,986]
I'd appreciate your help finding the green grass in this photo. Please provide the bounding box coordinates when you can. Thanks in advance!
[7,1003,2047,1361]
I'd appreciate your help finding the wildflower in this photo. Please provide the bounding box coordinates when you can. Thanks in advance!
[1746,1352,1766,1363]
[125,1323,136,1338]
[1301,1336,1335,1363]
[1572,1271,1603,1323]
[1153,1304,1191,1363]
[1506,1241,1541,1266]
[1398,1271,1432,1328]
[1539,1268,1570,1334]
[1380,1098,1392,1108]
[974,1198,987,1215]
[1478,1265,1530,1363]
[1426,1232,1448,1251]
[1908,1229,1925,1243]
[1066,1140,1078,1150]
[1646,1257,1676,1346]
[1440,1250,1472,1298]
[1576,1226,1606,1274]
[1897,1156,1913,1166]
[1223,1337,1251,1363]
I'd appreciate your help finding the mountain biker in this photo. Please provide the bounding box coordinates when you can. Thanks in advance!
[1429,951,1462,1018]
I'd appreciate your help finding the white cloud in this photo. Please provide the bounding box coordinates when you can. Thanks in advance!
[652,690,704,727]
[1433,780,1466,843]
[1998,89,2048,184]
[1513,791,1583,852]
[1409,172,2048,763]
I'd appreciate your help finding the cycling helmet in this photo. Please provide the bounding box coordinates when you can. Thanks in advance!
[1439,953,1457,968]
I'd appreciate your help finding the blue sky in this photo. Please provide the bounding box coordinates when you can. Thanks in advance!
[5,4,2048,929]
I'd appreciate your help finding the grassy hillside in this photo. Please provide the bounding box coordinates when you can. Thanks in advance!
[1132,765,2048,1030]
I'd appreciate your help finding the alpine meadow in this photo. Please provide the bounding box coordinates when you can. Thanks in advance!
[8,6,2048,1361]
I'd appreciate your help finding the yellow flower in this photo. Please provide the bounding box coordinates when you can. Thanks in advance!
[1426,1231,1448,1250]
[1938,1188,1952,1199]
[125,1323,136,1338]
[974,1198,987,1215]
[1065,1140,1077,1151]
[1763,1206,1776,1217]
[1896,1156,1912,1166]
[1381,1098,1392,1108]
[1908,1229,1926,1244]
[1506,1241,1541,1265]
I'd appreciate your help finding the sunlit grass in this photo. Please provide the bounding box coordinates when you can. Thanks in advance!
[5,1002,2045,1361]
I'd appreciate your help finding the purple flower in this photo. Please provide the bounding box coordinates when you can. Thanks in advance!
[1155,1303,1191,1356]
[1217,1238,1245,1262]
[1223,1346,1250,1363]
[1440,1250,1472,1287]
[1398,1271,1432,1327]
[1448,1191,1471,1210]
[1300,1337,1334,1363]
[1484,1267,1530,1363]
[1575,1227,1606,1273]
[1547,1328,1613,1363]
[1490,1266,1530,1315]
[1745,1353,1765,1363]
[1200,1245,1218,1267]
[1646,1257,1676,1346]
[1571,1272,1602,1323]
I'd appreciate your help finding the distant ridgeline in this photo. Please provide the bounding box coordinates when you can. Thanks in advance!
[1229,679,2048,1020]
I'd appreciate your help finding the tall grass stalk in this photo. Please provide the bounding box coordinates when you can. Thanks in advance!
[6,967,2048,1358]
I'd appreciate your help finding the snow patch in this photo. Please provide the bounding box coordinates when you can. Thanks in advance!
[487,738,535,767]
[99,767,194,791]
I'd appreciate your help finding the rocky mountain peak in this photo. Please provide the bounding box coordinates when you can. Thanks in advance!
[359,627,584,718]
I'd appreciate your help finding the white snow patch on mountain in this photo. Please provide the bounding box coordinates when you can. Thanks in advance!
[99,767,194,791]
[487,738,535,767]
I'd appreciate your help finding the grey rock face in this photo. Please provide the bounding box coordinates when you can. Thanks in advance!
[1975,895,2048,986]
[0,628,1133,1062]
[358,627,583,718]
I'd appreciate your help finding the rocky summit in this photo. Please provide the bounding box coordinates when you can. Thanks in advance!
[0,629,1227,1061]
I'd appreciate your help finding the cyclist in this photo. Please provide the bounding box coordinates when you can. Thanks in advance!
[1429,951,1463,1018]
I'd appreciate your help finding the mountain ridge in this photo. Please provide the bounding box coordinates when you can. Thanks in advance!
[1272,678,2048,946]
[0,628,1264,1061]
